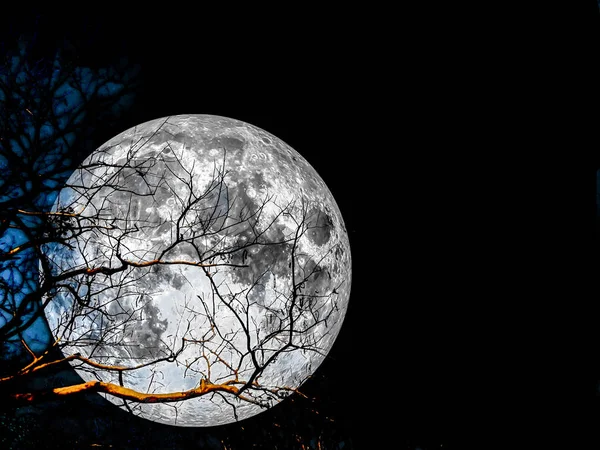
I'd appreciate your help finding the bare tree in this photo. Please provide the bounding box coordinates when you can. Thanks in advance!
[2,126,345,425]
[0,38,137,369]
[0,42,347,428]
[0,17,353,450]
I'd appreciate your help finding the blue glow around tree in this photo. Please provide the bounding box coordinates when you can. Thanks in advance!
[0,42,138,366]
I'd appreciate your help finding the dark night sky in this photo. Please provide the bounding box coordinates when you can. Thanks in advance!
[0,6,497,450]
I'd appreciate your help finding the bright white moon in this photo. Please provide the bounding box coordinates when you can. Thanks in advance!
[42,114,351,427]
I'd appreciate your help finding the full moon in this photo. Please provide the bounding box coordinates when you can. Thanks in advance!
[42,114,351,427]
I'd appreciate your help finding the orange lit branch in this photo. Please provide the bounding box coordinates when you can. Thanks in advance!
[53,257,246,281]
[16,209,81,217]
[115,257,247,270]
[12,378,254,405]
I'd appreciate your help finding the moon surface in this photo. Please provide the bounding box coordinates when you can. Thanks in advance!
[42,114,351,427]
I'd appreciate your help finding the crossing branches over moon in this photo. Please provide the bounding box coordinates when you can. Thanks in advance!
[10,115,351,427]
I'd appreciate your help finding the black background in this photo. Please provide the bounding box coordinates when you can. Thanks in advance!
[0,5,495,449]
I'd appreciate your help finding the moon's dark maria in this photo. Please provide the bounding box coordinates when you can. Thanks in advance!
[43,114,351,426]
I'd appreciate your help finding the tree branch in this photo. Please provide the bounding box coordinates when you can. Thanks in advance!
[10,378,257,405]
